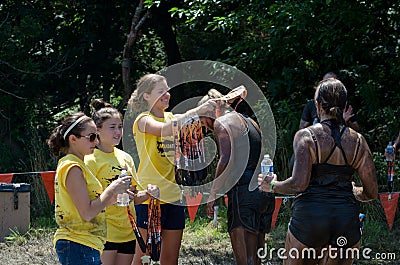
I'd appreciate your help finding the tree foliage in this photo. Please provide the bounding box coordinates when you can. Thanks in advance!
[1,0,400,178]
[171,0,400,153]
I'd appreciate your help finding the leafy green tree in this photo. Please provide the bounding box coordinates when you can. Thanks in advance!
[0,1,168,171]
[169,0,400,174]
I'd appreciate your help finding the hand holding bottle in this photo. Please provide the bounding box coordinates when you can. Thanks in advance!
[258,173,277,193]
[258,153,277,192]
[146,184,160,199]
[117,170,131,206]
[385,141,394,162]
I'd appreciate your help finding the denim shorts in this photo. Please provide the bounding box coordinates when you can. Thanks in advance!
[135,202,185,230]
[55,239,102,265]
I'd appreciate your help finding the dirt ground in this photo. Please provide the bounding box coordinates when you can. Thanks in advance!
[1,224,399,265]
[0,231,236,265]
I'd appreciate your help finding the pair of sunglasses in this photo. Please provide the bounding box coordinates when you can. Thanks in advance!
[77,133,99,142]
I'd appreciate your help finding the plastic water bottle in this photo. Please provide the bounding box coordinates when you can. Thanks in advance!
[213,205,219,228]
[385,141,394,162]
[385,141,395,199]
[359,213,366,234]
[261,154,274,176]
[117,170,130,206]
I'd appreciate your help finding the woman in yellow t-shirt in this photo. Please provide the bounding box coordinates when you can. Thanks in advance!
[85,99,159,265]
[47,112,131,265]
[128,74,213,265]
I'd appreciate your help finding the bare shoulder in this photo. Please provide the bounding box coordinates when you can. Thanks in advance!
[215,112,240,128]
[294,128,314,145]
[293,128,316,163]
[342,127,366,149]
[218,111,237,122]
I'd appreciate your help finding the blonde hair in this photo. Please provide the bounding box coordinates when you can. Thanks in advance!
[198,89,223,106]
[128,74,167,114]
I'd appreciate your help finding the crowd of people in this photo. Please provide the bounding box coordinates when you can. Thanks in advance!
[47,72,379,265]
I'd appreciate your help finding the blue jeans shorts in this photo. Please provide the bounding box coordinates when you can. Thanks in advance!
[55,239,102,265]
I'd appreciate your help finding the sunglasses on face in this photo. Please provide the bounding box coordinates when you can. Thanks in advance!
[77,133,99,142]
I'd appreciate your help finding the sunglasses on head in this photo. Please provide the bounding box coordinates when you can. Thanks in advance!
[77,133,99,142]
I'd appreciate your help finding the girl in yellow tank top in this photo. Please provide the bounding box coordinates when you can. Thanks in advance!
[85,99,158,265]
[47,112,131,265]
[127,74,214,265]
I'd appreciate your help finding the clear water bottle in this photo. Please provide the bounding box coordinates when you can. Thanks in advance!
[385,141,394,162]
[261,154,274,176]
[213,205,219,228]
[117,170,130,206]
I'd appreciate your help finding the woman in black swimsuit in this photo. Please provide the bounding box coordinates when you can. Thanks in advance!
[201,88,275,265]
[259,78,377,265]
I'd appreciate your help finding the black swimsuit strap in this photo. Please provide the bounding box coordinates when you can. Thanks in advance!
[239,113,261,138]
[320,119,350,165]
[306,128,319,164]
[323,127,349,164]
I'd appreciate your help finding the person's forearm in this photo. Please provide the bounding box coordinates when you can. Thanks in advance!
[353,186,376,202]
[134,190,149,204]
[209,161,229,200]
[394,133,400,150]
[157,106,202,137]
[79,189,115,222]
[273,177,307,195]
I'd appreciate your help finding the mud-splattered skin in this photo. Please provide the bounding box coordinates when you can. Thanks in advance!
[259,78,378,265]
[275,122,377,200]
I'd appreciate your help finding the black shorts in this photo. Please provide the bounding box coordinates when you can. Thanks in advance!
[289,194,361,248]
[103,240,136,254]
[227,185,275,233]
[135,201,185,230]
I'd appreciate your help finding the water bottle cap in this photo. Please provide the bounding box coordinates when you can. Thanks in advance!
[119,169,128,178]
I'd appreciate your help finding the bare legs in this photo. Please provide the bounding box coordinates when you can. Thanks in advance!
[230,227,265,265]
[283,229,360,265]
[101,251,133,265]
[131,228,183,265]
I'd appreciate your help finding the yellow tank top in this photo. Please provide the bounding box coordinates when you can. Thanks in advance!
[133,111,181,204]
[53,154,106,252]
[85,148,137,243]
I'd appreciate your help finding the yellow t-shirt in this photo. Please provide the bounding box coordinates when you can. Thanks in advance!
[53,154,106,252]
[85,148,137,243]
[133,111,181,204]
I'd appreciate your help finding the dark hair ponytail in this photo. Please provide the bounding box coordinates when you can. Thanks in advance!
[91,99,122,128]
[315,78,347,121]
[47,112,91,157]
[91,98,113,111]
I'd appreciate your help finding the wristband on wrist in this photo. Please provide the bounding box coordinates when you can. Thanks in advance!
[270,181,275,193]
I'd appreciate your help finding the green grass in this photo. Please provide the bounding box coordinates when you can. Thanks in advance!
[5,217,57,245]
[183,206,230,247]
[183,202,400,265]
